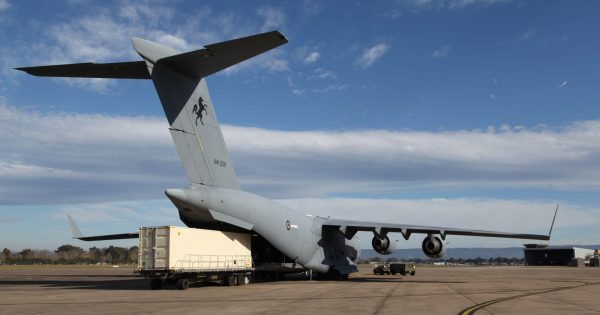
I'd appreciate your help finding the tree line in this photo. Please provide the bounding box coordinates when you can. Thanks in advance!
[1,245,138,265]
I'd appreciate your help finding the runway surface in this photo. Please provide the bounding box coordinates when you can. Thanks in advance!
[1,264,599,314]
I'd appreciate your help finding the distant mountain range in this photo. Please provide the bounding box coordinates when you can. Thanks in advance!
[361,245,600,260]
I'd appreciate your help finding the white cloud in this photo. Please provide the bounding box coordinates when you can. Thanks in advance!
[403,0,512,12]
[257,6,286,32]
[266,59,290,72]
[0,0,10,11]
[223,121,600,197]
[0,104,182,204]
[312,68,336,80]
[3,3,287,92]
[431,45,452,59]
[311,83,347,93]
[304,51,320,64]
[3,103,600,204]
[558,81,568,89]
[517,28,536,41]
[355,43,389,68]
[0,162,72,177]
[303,0,323,15]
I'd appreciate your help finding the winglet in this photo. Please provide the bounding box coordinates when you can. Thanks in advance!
[67,214,84,239]
[548,203,559,239]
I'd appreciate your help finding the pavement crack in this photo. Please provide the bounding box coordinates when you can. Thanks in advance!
[372,282,400,315]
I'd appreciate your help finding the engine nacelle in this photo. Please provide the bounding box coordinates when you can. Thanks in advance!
[421,235,446,259]
[371,235,396,255]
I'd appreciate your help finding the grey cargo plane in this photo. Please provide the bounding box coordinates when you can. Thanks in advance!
[18,31,557,278]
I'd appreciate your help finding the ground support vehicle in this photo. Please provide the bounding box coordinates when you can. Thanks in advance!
[389,262,416,276]
[373,263,391,275]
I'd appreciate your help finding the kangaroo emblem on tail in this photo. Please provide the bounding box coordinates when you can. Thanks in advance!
[192,97,208,125]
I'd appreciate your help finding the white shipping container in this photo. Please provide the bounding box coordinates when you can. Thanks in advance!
[138,226,252,272]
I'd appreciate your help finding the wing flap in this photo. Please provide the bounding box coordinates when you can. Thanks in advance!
[15,61,150,79]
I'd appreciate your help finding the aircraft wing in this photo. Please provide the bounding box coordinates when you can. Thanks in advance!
[68,215,139,241]
[323,219,550,241]
[322,204,558,241]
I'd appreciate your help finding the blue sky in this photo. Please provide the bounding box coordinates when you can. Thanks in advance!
[1,0,599,251]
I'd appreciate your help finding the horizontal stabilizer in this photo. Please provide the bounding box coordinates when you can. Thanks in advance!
[156,30,288,79]
[15,61,149,79]
[17,31,287,81]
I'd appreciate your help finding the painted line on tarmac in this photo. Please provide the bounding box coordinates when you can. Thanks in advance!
[457,282,600,315]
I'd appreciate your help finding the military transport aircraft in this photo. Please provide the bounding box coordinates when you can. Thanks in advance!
[17,31,558,278]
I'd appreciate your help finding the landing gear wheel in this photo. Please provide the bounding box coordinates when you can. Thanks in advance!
[150,278,164,290]
[176,278,190,290]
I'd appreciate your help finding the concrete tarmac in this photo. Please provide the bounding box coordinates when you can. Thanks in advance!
[1,265,599,314]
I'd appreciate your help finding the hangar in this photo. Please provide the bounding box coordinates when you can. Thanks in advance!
[523,244,595,266]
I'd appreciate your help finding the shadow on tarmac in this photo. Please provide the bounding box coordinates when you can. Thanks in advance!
[0,272,466,291]
[0,278,147,290]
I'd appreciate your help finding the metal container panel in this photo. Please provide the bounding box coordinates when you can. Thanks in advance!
[139,226,251,271]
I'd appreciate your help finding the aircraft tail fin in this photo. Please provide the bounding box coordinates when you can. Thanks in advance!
[133,31,286,189]
[17,31,288,190]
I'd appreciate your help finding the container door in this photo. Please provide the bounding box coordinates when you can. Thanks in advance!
[139,228,155,269]
[153,227,168,269]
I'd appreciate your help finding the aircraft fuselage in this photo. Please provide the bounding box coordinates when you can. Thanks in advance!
[165,186,360,275]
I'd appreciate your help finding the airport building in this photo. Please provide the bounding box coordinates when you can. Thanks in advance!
[523,244,595,266]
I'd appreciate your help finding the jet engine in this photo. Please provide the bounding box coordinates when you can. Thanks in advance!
[421,235,446,259]
[371,234,395,255]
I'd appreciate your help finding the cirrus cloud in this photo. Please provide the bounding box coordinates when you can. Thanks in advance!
[355,43,389,68]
